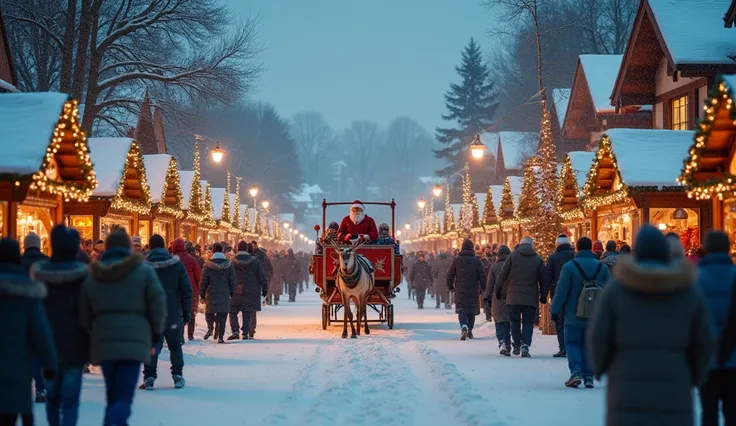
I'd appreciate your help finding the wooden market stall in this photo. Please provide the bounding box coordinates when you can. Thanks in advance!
[198,180,219,245]
[584,129,711,249]
[558,151,595,243]
[678,74,736,251]
[65,138,151,242]
[141,154,183,245]
[498,176,523,246]
[0,93,97,251]
[210,187,229,244]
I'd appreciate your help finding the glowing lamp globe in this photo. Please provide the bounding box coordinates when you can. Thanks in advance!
[283,223,290,229]
[261,200,270,210]
[417,198,426,210]
[249,186,259,198]
[404,223,410,231]
[211,142,225,163]
[470,135,485,160]
[396,230,402,237]
[432,185,442,198]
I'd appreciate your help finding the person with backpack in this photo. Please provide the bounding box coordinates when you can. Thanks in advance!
[551,237,610,388]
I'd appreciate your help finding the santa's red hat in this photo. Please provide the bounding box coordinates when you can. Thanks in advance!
[351,200,365,210]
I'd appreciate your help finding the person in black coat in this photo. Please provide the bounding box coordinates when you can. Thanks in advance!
[200,243,236,343]
[31,225,90,426]
[447,239,486,340]
[0,238,57,426]
[543,234,575,358]
[228,242,268,340]
[141,234,192,389]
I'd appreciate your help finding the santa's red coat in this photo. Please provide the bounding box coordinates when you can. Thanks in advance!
[337,215,378,242]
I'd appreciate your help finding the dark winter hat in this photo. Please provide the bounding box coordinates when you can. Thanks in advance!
[633,225,670,264]
[50,224,80,263]
[238,241,249,252]
[0,238,21,265]
[704,230,730,254]
[212,242,223,253]
[576,237,592,251]
[149,234,165,250]
[461,239,474,251]
[605,240,617,252]
[105,229,132,251]
[497,245,511,256]
[620,244,631,253]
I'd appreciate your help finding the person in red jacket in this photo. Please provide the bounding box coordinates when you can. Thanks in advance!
[337,200,379,243]
[172,239,202,341]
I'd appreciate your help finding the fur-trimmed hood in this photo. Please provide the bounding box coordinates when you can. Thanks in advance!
[615,255,696,294]
[146,248,181,269]
[0,264,47,299]
[90,254,144,282]
[31,260,88,285]
[232,253,257,268]
[205,258,232,270]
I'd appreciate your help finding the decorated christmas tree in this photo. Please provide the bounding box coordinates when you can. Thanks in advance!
[517,158,541,219]
[483,186,497,225]
[222,172,231,224]
[433,214,441,234]
[499,179,515,219]
[233,177,241,229]
[190,141,203,214]
[471,193,480,228]
[460,164,473,236]
[444,181,456,233]
[254,208,261,234]
[243,204,251,232]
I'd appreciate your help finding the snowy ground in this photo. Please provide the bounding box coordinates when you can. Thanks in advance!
[35,283,608,426]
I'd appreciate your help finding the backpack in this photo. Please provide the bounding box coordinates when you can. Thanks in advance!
[571,260,604,319]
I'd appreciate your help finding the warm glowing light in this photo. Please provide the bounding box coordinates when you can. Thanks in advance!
[432,185,442,197]
[396,230,402,237]
[404,223,411,231]
[417,198,426,210]
[211,142,225,163]
[292,229,298,235]
[261,200,270,210]
[249,186,258,198]
[658,223,667,231]
[470,134,486,159]
[283,222,290,229]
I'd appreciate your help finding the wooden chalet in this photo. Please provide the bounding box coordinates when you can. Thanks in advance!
[65,138,150,242]
[199,180,221,244]
[0,93,97,249]
[725,0,736,27]
[141,154,183,245]
[562,55,650,153]
[611,0,736,131]
[558,151,595,242]
[583,129,710,248]
[550,88,574,158]
[497,176,523,245]
[494,131,538,182]
[678,74,736,252]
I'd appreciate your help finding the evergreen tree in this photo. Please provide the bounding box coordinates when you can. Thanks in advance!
[444,182,456,233]
[483,186,497,226]
[435,38,499,192]
[517,159,541,220]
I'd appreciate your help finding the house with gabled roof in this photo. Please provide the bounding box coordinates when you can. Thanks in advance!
[494,131,538,182]
[550,88,572,158]
[611,0,736,131]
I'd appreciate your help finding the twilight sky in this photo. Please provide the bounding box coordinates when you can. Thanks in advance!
[226,0,493,133]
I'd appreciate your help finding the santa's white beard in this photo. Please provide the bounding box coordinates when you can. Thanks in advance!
[350,212,364,225]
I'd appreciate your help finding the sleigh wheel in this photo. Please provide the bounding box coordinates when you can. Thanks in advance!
[387,304,394,329]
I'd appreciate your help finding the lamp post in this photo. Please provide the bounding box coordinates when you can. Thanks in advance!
[432,185,442,198]
[194,134,227,164]
[470,134,486,160]
[417,198,426,210]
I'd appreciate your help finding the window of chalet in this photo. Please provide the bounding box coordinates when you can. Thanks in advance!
[671,95,689,130]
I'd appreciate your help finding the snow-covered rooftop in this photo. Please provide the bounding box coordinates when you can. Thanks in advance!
[649,0,736,65]
[418,176,446,185]
[239,204,248,227]
[200,180,208,203]
[0,92,68,175]
[143,154,172,203]
[498,132,537,170]
[179,171,195,210]
[475,192,487,216]
[479,132,499,156]
[451,204,462,223]
[88,138,135,197]
[490,185,504,213]
[567,151,596,191]
[552,88,571,125]
[604,129,694,187]
[211,188,226,220]
[507,176,523,207]
[579,55,622,112]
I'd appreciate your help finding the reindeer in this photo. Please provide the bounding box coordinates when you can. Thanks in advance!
[328,240,375,338]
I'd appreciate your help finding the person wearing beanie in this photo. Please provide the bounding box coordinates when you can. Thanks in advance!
[592,240,604,260]
[31,225,90,426]
[172,239,202,342]
[199,242,236,343]
[139,234,193,390]
[409,251,434,310]
[589,225,714,426]
[79,229,166,426]
[228,241,268,340]
[694,230,736,425]
[447,240,486,340]
[600,240,620,273]
[484,245,512,355]
[0,238,57,425]
[551,237,610,389]
[495,236,548,357]
[543,233,575,358]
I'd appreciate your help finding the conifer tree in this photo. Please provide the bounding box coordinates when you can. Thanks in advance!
[483,186,497,225]
[517,159,541,219]
[435,38,498,192]
[444,182,456,233]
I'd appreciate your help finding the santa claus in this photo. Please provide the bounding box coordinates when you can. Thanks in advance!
[337,200,378,243]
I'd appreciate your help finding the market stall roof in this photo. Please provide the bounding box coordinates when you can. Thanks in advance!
[579,55,623,113]
[143,154,173,204]
[239,204,249,230]
[179,171,195,210]
[491,185,504,214]
[88,137,151,214]
[200,180,208,202]
[560,151,596,213]
[479,132,499,156]
[210,188,226,221]
[679,74,736,199]
[552,88,571,126]
[569,151,596,192]
[497,131,538,172]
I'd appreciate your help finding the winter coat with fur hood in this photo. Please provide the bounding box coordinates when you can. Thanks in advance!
[495,243,548,307]
[0,263,57,415]
[146,248,193,329]
[447,249,486,315]
[32,260,90,367]
[80,248,167,364]
[588,256,714,426]
[231,252,268,310]
[199,253,236,314]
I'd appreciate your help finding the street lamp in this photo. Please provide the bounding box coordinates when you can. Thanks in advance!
[283,222,290,229]
[404,223,410,231]
[417,198,426,210]
[211,142,225,163]
[470,134,486,160]
[261,200,270,210]
[396,230,402,237]
[432,185,442,198]
[249,186,259,198]
[292,229,298,235]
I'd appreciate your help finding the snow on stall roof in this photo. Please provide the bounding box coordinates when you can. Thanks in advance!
[451,204,462,221]
[418,176,445,185]
[579,55,622,112]
[142,154,172,203]
[604,129,694,187]
[475,192,487,214]
[88,138,135,197]
[229,193,237,221]
[491,185,504,212]
[567,151,596,191]
[507,176,523,207]
[479,132,499,156]
[200,180,208,203]
[650,0,736,65]
[498,132,538,170]
[179,171,195,210]
[239,204,248,226]
[552,88,571,125]
[0,92,68,175]
[210,188,226,220]
[291,183,324,204]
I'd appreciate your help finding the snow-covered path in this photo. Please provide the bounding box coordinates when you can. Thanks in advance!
[35,285,606,426]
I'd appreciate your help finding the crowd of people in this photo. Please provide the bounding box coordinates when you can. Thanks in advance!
[406,227,736,426]
[0,225,313,426]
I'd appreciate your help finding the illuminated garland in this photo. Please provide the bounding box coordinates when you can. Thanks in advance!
[233,177,241,228]
[677,74,736,200]
[243,203,251,232]
[30,99,98,202]
[443,181,456,233]
[482,186,497,225]
[433,213,441,234]
[582,134,626,202]
[557,154,588,221]
[517,159,540,219]
[460,163,473,235]
[198,182,216,228]
[499,178,516,218]
[471,193,480,228]
[110,142,151,215]
[559,207,586,222]
[153,157,184,219]
[189,141,203,215]
[221,172,231,225]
